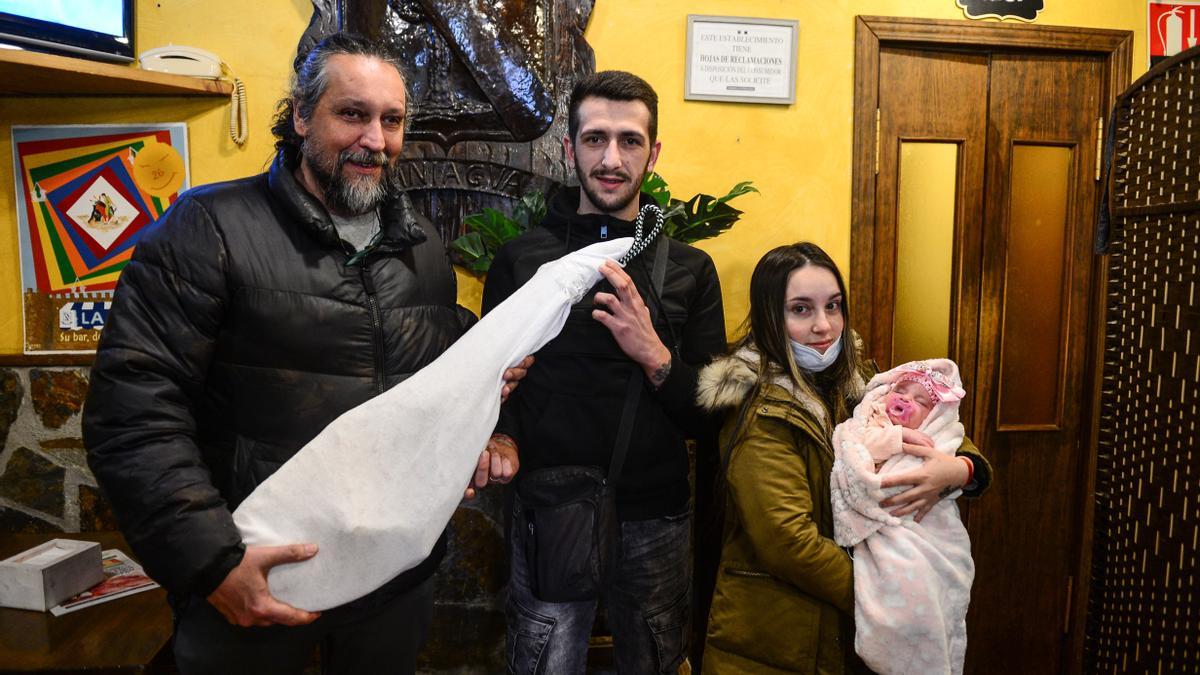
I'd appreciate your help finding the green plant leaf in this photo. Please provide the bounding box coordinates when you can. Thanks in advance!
[666,193,745,243]
[448,231,493,275]
[464,208,521,250]
[662,198,687,220]
[641,172,672,207]
[451,178,752,274]
[712,180,759,207]
[659,198,687,239]
[451,190,546,274]
[450,231,486,257]
[512,190,546,229]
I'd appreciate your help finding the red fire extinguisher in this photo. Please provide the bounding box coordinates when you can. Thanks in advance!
[1157,5,1198,57]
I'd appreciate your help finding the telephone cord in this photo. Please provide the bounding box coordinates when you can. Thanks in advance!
[221,61,248,146]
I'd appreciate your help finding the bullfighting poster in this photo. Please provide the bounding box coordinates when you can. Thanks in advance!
[11,124,189,354]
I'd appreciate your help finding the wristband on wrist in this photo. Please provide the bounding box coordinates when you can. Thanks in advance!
[957,456,975,487]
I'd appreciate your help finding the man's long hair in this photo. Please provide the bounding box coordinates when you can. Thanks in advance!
[271,32,413,154]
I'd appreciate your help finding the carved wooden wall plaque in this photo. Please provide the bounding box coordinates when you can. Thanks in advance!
[300,0,596,247]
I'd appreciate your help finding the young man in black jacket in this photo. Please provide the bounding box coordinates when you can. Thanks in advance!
[83,33,526,674]
[483,71,726,673]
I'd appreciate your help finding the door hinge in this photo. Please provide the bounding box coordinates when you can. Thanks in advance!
[1095,116,1104,181]
[874,108,881,175]
[1063,575,1074,634]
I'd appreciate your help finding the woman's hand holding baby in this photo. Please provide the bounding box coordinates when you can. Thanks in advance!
[900,427,934,448]
[878,446,972,522]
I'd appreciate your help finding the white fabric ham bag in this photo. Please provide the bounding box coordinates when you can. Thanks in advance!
[233,237,635,611]
[830,359,974,675]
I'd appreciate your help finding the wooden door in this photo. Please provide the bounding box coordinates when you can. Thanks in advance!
[869,45,1106,674]
[874,47,988,427]
[968,52,1104,673]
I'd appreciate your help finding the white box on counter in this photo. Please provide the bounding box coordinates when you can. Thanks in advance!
[0,539,105,611]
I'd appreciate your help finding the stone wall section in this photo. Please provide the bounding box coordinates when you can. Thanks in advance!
[0,365,508,670]
[0,367,116,534]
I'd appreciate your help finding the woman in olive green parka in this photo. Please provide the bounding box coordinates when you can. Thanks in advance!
[697,243,991,674]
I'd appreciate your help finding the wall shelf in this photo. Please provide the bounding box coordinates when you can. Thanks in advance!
[0,49,232,97]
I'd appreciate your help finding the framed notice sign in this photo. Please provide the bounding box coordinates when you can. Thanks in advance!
[685,15,798,105]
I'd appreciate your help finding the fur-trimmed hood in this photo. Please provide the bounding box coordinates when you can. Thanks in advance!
[696,337,869,424]
[696,346,762,413]
[696,345,832,426]
[700,344,823,411]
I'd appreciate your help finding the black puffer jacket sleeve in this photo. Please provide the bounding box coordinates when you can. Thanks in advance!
[83,195,243,598]
[648,249,726,437]
[480,243,522,442]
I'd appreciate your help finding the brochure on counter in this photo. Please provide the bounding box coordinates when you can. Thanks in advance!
[49,549,159,616]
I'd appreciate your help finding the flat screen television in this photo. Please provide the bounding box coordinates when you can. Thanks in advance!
[0,0,134,63]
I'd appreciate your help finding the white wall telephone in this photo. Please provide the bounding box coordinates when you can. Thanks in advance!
[138,45,248,146]
[139,45,222,78]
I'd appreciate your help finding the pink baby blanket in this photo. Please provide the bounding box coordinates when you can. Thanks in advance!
[830,359,974,675]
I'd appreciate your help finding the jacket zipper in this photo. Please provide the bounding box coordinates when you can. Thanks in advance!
[358,262,386,395]
[725,568,772,579]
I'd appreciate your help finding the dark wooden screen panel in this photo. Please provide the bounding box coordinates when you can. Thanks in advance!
[1087,45,1200,674]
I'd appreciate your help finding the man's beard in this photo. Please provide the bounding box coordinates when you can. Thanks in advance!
[301,139,399,216]
[576,155,646,216]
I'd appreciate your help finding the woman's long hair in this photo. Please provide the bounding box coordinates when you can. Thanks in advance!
[729,242,861,440]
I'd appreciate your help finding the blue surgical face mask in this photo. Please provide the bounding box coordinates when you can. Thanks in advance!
[790,337,842,372]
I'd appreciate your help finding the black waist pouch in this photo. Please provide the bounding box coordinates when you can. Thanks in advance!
[516,465,619,602]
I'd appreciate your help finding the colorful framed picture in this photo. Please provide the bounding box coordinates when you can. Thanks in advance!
[11,124,189,354]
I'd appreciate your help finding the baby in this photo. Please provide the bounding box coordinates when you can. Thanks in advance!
[862,368,956,472]
[830,359,974,675]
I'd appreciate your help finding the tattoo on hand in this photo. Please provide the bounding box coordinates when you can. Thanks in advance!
[650,360,672,387]
[938,485,956,499]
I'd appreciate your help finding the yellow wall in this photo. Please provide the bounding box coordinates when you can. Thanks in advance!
[589,0,1144,338]
[0,1,1145,353]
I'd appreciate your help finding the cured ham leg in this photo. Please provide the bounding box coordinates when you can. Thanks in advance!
[234,237,634,611]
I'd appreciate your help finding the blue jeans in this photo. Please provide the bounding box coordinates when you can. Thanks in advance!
[506,506,691,674]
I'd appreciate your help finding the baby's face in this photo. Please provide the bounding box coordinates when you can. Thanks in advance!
[884,380,934,428]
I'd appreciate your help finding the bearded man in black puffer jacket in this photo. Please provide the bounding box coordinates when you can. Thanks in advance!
[82,33,527,675]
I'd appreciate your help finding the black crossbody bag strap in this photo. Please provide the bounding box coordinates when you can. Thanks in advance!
[607,235,669,483]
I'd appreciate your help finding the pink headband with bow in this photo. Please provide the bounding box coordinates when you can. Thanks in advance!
[893,362,966,404]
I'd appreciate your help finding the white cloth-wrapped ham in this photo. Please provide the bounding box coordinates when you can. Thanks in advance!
[233,237,635,611]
